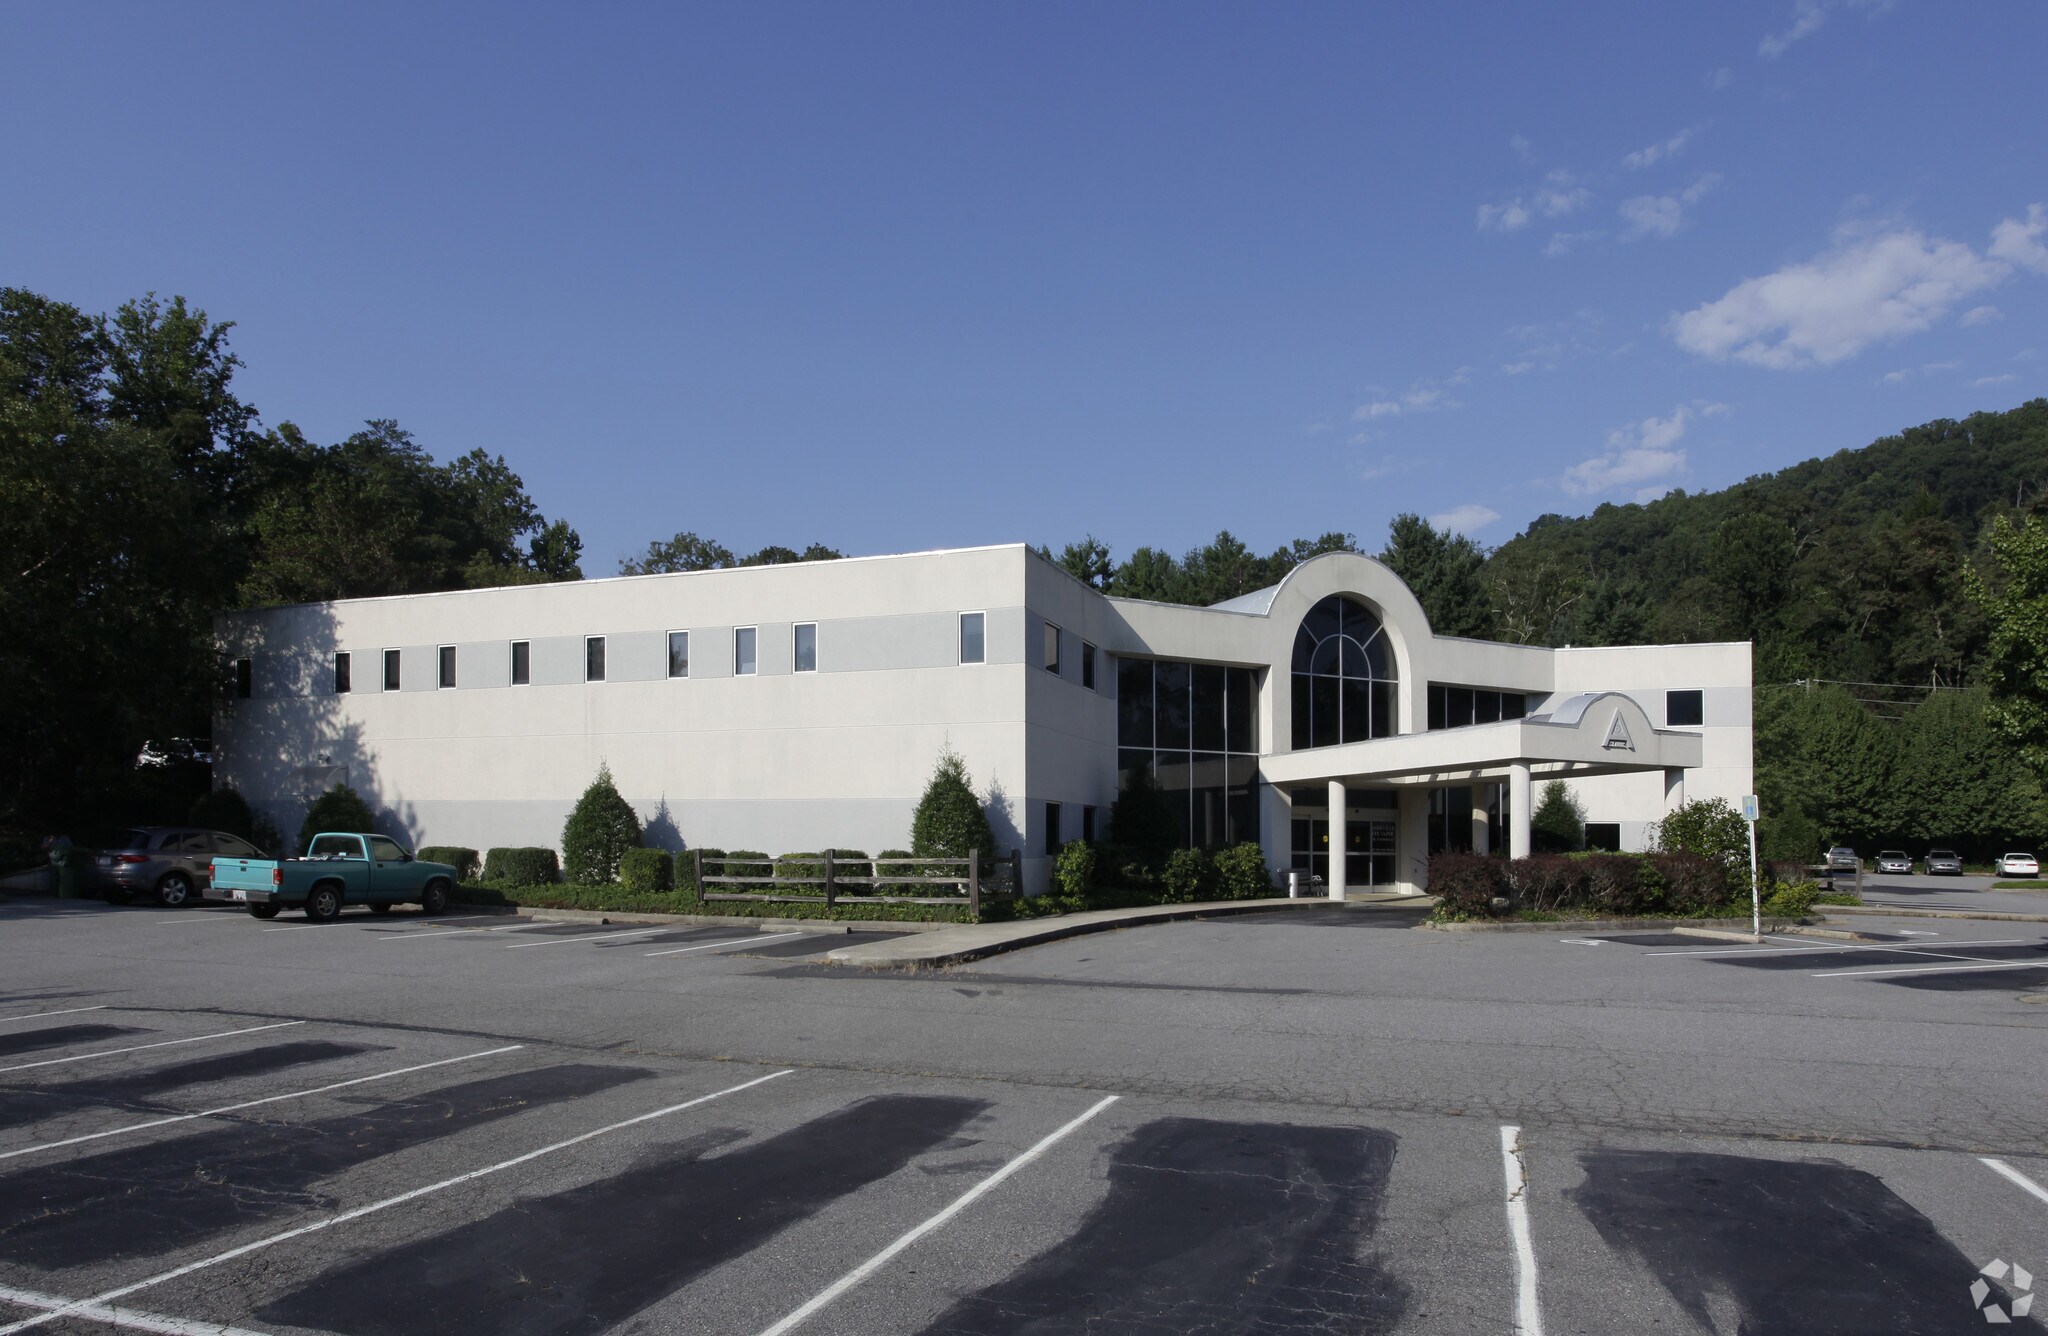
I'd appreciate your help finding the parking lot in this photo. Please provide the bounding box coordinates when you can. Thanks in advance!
[2,896,2045,1334]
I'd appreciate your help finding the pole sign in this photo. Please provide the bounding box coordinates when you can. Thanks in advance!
[1740,794,1760,823]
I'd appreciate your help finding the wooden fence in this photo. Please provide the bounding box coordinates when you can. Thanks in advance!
[692,848,1022,916]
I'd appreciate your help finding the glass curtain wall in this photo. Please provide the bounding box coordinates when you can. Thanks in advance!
[1291,595,1397,749]
[1117,658,1260,847]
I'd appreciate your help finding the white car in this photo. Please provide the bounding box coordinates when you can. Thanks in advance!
[1995,853,2040,877]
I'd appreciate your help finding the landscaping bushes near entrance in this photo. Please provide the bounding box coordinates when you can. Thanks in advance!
[1431,850,1746,921]
[482,846,559,886]
[418,847,481,881]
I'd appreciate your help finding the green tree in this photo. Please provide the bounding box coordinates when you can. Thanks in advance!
[1382,514,1497,638]
[1651,796,1748,868]
[297,783,378,855]
[1893,687,2045,848]
[620,531,735,575]
[1529,780,1585,853]
[1053,536,1114,590]
[909,748,998,867]
[1967,513,2048,784]
[1108,545,1188,602]
[1109,765,1180,854]
[561,763,643,883]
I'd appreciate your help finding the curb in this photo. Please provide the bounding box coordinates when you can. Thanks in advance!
[826,895,1430,968]
[1823,904,2048,924]
[499,905,957,934]
[1422,915,1805,935]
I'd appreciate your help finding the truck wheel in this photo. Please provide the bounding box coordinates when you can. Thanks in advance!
[248,903,280,920]
[367,901,392,915]
[420,879,451,916]
[155,873,193,908]
[305,884,342,922]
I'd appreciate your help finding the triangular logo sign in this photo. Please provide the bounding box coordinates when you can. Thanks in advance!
[1604,711,1634,751]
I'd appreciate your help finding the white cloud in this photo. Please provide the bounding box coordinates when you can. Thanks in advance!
[1501,311,1605,372]
[1707,66,1732,90]
[1960,304,2004,327]
[1563,402,1727,497]
[1668,216,2039,369]
[1429,504,1502,536]
[1880,369,1913,385]
[1535,170,1591,218]
[1759,0,1888,58]
[1477,199,1532,233]
[1989,203,2048,274]
[1619,175,1720,241]
[1975,374,2018,387]
[1544,229,1606,258]
[1352,370,1471,421]
[1624,129,1695,171]
[1510,134,1535,164]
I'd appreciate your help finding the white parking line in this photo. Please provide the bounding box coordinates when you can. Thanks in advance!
[754,1094,1120,1336]
[1647,937,2031,958]
[0,1068,797,1335]
[1499,1125,1544,1336]
[646,932,804,957]
[0,1044,525,1163]
[0,1282,274,1336]
[1981,1157,2048,1208]
[0,1006,107,1024]
[503,928,666,950]
[1645,943,1836,957]
[0,1021,303,1075]
[378,928,487,942]
[1811,960,2048,979]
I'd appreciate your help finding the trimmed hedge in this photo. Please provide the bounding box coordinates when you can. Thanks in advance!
[452,880,973,923]
[418,846,481,881]
[620,848,673,893]
[1213,842,1275,900]
[483,846,560,886]
[1429,851,1740,920]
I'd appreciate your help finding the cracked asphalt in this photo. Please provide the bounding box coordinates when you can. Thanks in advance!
[0,894,2044,1334]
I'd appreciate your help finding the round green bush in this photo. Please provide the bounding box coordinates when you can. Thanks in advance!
[619,847,673,893]
[297,783,377,856]
[561,763,642,884]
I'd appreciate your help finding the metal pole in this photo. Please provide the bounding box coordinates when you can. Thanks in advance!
[1748,821,1761,937]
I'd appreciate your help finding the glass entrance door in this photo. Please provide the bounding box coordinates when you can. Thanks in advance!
[1291,815,1397,886]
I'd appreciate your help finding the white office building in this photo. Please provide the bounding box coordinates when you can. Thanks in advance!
[214,544,1752,895]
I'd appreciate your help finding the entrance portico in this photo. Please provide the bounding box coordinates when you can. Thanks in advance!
[1261,692,1705,897]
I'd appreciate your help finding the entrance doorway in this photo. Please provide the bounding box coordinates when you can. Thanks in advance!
[1290,814,1397,886]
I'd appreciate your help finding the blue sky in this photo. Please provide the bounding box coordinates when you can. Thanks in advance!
[6,2,2044,569]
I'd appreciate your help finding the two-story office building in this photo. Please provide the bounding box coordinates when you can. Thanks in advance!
[214,544,1752,895]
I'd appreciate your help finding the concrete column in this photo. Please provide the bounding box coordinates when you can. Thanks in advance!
[1258,781,1292,884]
[1397,786,1430,896]
[1470,784,1492,855]
[1327,778,1347,901]
[1508,763,1532,860]
[1664,767,1686,813]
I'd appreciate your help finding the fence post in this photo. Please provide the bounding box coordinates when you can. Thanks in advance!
[969,848,981,918]
[824,850,836,908]
[691,848,704,899]
[1009,848,1022,897]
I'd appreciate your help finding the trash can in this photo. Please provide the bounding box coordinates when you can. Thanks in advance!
[1287,870,1308,899]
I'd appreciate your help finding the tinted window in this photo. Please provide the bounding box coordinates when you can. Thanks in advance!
[1667,689,1704,727]
[439,645,457,689]
[215,835,258,858]
[1043,621,1062,674]
[959,612,985,665]
[667,631,690,678]
[1585,822,1621,853]
[794,623,818,673]
[1082,643,1097,690]
[309,835,363,859]
[735,627,757,675]
[369,836,407,862]
[334,652,351,694]
[511,641,530,686]
[383,649,401,691]
[585,637,606,682]
[234,658,252,699]
[1117,658,1153,747]
[176,832,211,853]
[1044,802,1061,855]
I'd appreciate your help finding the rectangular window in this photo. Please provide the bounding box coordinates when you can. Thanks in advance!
[1042,621,1061,674]
[1082,805,1097,843]
[1045,801,1061,855]
[234,658,252,699]
[959,612,985,665]
[734,626,757,676]
[585,636,606,682]
[1082,642,1097,690]
[1585,822,1622,852]
[333,652,351,694]
[438,645,456,689]
[667,631,690,679]
[793,622,818,673]
[1667,689,1704,727]
[511,641,530,686]
[383,649,401,692]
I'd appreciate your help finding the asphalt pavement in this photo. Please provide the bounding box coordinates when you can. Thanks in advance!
[0,893,2044,1334]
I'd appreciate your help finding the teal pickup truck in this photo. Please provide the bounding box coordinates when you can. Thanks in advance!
[207,832,458,921]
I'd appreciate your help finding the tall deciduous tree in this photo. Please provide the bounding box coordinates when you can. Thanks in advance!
[1382,514,1497,638]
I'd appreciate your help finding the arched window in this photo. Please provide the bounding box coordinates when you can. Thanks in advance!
[1291,595,1397,748]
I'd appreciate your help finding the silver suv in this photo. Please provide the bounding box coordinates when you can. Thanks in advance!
[89,827,267,907]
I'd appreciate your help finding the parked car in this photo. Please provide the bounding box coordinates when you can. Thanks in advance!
[89,827,267,907]
[207,832,456,921]
[1995,852,2040,877]
[1924,849,1963,876]
[1825,847,1859,870]
[1874,851,1912,874]
[134,738,212,768]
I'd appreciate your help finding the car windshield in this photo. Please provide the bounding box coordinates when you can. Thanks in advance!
[116,830,154,850]
[1878,852,1906,858]
[1930,850,1957,858]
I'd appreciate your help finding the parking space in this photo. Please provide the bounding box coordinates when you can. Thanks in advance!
[1587,926,2048,993]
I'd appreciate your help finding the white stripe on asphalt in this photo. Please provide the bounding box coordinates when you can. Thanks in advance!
[0,1068,797,1335]
[1500,1125,1545,1336]
[0,1022,303,1075]
[1645,943,1835,957]
[754,1094,1120,1336]
[646,932,805,957]
[0,1006,107,1024]
[1812,960,2048,979]
[1647,937,2027,958]
[0,1044,525,1163]
[378,928,487,942]
[0,1282,275,1336]
[1981,1157,2048,1208]
[503,928,665,949]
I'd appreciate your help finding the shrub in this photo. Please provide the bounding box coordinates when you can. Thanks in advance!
[1109,767,1179,855]
[873,849,917,895]
[1648,852,1729,915]
[1652,797,1748,868]
[619,847,674,893]
[297,783,376,855]
[1762,880,1821,918]
[710,850,771,891]
[1582,853,1659,915]
[829,849,873,886]
[1160,847,1214,903]
[561,763,642,884]
[1052,840,1097,900]
[1093,840,1163,890]
[775,853,825,893]
[418,846,481,881]
[1213,842,1273,900]
[1530,781,1585,854]
[1429,852,1508,917]
[189,786,256,842]
[910,747,998,868]
[482,847,559,885]
[1506,855,1583,913]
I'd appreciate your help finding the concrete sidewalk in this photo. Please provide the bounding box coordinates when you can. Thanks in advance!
[824,892,1431,968]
